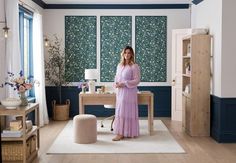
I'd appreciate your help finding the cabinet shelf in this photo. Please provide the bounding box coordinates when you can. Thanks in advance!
[182,34,211,137]
[183,55,191,59]
[1,126,38,141]
[183,74,191,77]
[0,103,40,163]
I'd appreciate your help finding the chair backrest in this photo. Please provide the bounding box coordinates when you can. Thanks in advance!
[104,104,115,109]
[103,85,115,109]
[104,85,115,93]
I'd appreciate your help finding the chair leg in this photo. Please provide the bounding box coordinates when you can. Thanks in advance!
[110,116,115,131]
[101,115,114,128]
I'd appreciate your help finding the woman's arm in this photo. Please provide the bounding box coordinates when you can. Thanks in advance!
[113,64,120,88]
[124,64,140,88]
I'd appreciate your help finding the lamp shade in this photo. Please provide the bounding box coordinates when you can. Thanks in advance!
[85,69,98,80]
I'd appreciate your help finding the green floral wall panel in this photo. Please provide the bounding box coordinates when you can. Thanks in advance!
[65,16,97,82]
[135,16,167,82]
[100,16,132,82]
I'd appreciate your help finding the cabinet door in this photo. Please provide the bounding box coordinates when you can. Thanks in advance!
[182,95,186,129]
[171,29,191,121]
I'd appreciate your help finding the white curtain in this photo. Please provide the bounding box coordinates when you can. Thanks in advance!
[33,12,49,126]
[5,0,21,98]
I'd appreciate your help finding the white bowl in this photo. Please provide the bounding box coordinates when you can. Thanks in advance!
[1,98,21,109]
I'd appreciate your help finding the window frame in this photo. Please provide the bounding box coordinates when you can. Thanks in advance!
[19,6,34,97]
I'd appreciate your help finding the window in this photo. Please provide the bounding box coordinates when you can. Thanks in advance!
[19,6,34,97]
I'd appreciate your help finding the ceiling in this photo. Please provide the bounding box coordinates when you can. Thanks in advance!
[42,0,191,4]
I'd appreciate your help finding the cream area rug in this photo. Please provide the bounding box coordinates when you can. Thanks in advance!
[47,120,185,154]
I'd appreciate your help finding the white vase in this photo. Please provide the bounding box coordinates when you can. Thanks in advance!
[88,80,95,94]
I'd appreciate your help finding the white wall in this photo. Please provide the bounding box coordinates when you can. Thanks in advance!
[221,0,236,97]
[192,0,236,98]
[0,0,6,99]
[20,0,44,14]
[0,0,43,100]
[43,9,190,86]
[191,0,223,97]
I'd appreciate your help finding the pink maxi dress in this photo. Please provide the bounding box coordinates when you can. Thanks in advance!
[113,63,140,137]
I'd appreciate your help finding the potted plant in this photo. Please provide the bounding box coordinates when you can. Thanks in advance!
[44,35,74,120]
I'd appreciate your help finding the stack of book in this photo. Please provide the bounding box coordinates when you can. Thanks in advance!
[10,120,22,131]
[1,120,23,138]
[1,119,33,138]
[1,128,23,137]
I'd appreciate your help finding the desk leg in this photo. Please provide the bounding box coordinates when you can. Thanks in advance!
[148,103,152,135]
[148,103,150,135]
[148,96,154,135]
[150,95,154,134]
[79,97,84,114]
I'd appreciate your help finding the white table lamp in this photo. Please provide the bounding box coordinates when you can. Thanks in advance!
[85,69,98,94]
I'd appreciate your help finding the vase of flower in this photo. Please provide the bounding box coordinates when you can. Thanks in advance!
[0,71,38,106]
[78,81,88,94]
[20,91,28,106]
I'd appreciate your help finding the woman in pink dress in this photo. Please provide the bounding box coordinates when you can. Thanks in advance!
[112,46,140,141]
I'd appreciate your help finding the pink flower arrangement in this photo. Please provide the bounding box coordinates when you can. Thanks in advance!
[1,71,37,93]
[77,80,88,89]
[77,80,88,93]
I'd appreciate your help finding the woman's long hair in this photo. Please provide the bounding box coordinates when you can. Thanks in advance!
[120,46,135,66]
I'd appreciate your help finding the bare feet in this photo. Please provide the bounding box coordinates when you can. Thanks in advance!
[112,135,124,141]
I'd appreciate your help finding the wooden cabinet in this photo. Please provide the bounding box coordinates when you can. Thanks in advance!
[182,34,211,136]
[0,103,40,163]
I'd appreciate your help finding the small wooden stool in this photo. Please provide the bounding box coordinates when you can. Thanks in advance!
[73,114,97,144]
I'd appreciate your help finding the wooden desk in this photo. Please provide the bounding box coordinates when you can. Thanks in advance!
[79,91,154,135]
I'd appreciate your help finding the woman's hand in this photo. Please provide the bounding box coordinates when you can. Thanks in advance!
[115,82,125,88]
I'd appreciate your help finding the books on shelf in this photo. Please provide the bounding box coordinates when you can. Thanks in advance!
[1,128,23,137]
[1,120,33,138]
[2,128,22,134]
[10,120,22,131]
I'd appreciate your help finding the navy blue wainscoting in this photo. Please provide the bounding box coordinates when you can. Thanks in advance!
[211,95,236,143]
[45,86,171,118]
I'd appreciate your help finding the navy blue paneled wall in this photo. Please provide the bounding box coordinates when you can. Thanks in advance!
[45,86,171,118]
[211,95,236,143]
[45,86,236,143]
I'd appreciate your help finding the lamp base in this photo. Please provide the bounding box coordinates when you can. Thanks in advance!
[88,80,95,94]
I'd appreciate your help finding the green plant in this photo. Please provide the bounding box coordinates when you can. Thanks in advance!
[44,35,74,104]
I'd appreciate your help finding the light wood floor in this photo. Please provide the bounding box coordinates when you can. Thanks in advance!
[32,118,236,163]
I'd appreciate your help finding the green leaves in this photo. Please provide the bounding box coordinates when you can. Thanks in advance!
[45,35,74,86]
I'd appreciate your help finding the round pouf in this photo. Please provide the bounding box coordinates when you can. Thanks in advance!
[73,114,97,144]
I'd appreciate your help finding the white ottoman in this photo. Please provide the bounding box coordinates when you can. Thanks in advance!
[73,114,97,144]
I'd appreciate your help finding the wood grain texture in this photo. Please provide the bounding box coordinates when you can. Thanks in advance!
[182,35,211,136]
